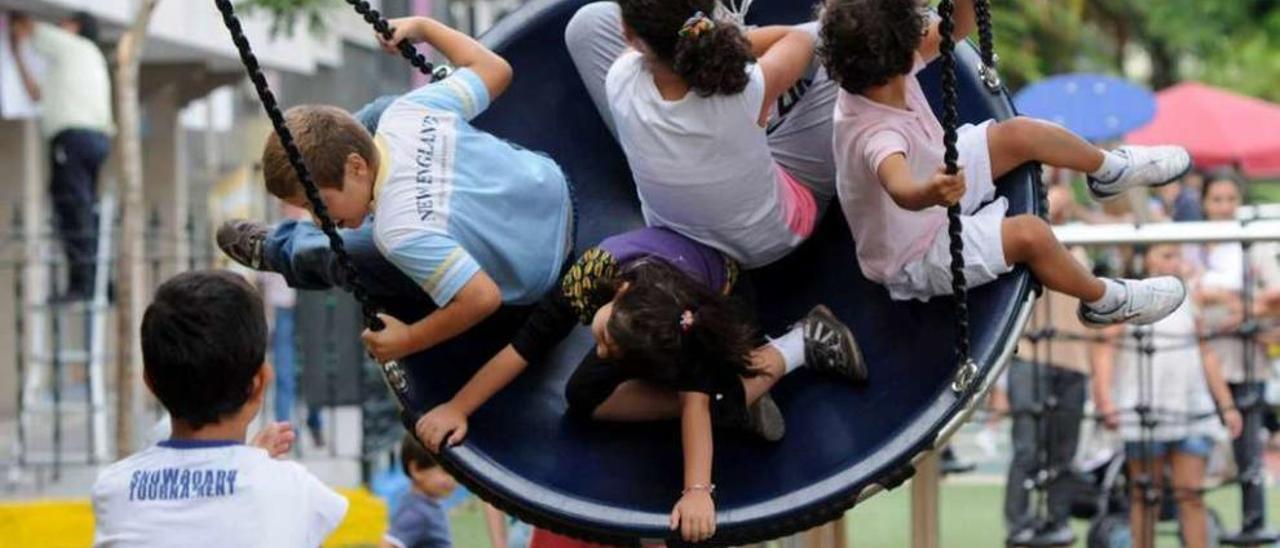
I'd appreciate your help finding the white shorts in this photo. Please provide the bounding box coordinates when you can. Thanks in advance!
[885,121,1012,302]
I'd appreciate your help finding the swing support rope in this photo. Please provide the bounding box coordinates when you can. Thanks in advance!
[213,0,423,429]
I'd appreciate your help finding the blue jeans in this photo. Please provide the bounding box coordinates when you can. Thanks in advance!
[1124,435,1215,459]
[263,220,437,322]
[272,306,322,431]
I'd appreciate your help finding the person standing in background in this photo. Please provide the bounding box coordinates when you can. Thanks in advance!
[9,11,114,302]
[264,203,325,448]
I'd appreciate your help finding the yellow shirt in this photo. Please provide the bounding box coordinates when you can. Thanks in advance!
[31,22,115,138]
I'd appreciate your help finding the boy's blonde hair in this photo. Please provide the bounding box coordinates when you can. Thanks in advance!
[261,105,377,199]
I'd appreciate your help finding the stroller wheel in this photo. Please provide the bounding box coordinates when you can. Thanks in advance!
[1087,513,1130,548]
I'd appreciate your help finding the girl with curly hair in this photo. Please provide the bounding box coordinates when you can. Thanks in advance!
[819,0,1191,326]
[563,0,841,269]
[414,227,866,542]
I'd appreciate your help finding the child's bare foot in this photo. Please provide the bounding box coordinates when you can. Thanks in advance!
[1077,277,1186,327]
[1088,145,1192,202]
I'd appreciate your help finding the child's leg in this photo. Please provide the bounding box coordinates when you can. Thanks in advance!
[564,2,628,137]
[262,220,428,305]
[1170,450,1210,548]
[577,344,786,422]
[765,22,839,203]
[987,116,1104,180]
[1127,454,1166,548]
[1001,215,1105,301]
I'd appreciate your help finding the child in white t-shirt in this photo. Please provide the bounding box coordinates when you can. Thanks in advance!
[566,0,839,267]
[819,0,1190,327]
[92,271,348,547]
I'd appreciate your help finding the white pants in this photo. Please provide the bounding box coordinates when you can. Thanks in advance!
[886,121,1012,302]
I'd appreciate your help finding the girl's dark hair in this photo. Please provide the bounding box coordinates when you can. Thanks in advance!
[1201,167,1246,203]
[605,260,759,385]
[819,0,923,94]
[617,0,753,97]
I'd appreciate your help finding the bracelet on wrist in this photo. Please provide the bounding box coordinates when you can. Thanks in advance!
[682,483,715,495]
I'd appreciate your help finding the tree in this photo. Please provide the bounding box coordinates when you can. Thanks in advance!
[237,0,341,36]
[114,0,161,459]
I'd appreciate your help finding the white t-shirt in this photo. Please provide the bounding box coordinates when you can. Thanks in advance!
[92,440,348,547]
[1111,301,1222,443]
[606,51,797,268]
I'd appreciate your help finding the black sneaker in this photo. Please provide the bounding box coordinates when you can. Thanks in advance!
[216,220,271,271]
[795,305,867,382]
[745,393,785,442]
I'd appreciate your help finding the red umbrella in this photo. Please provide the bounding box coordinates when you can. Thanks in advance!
[1127,82,1280,178]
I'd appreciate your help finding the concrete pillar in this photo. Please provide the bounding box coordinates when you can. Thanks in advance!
[0,118,42,421]
[140,81,189,286]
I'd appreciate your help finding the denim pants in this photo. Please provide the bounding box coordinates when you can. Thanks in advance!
[50,129,110,294]
[272,306,322,431]
[1004,359,1087,532]
[263,220,437,323]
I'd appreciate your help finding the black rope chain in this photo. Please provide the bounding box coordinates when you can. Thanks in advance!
[214,0,383,331]
[344,0,436,76]
[937,0,971,373]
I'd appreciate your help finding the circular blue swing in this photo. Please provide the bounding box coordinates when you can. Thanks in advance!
[218,0,1040,543]
[391,0,1040,543]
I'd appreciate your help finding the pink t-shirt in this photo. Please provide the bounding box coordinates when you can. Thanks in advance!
[833,56,948,283]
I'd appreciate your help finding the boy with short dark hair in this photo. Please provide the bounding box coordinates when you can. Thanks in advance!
[92,271,347,547]
[380,434,457,548]
[219,15,573,364]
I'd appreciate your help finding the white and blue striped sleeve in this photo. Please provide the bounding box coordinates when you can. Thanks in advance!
[375,226,481,306]
[401,67,492,121]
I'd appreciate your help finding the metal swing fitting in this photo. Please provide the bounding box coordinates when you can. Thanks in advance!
[379,358,411,396]
[950,357,979,394]
[978,55,1002,92]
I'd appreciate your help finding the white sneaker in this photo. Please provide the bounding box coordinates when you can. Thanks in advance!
[1077,277,1187,327]
[1088,145,1192,202]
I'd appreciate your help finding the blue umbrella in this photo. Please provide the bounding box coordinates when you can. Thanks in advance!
[1014,73,1156,142]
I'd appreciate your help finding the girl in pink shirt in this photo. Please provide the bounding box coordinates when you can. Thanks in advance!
[820,0,1191,328]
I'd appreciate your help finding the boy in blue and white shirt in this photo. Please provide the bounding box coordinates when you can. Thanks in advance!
[92,271,347,547]
[223,15,572,364]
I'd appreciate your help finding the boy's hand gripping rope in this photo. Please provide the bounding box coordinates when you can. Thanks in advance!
[214,0,422,429]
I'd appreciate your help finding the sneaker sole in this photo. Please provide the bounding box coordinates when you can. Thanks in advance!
[809,305,868,382]
[1088,155,1193,202]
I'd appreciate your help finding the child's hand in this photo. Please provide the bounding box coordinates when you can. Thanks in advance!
[1223,408,1243,439]
[670,489,716,543]
[417,402,469,452]
[362,313,416,362]
[377,16,428,54]
[925,167,966,208]
[1097,401,1119,431]
[251,421,295,458]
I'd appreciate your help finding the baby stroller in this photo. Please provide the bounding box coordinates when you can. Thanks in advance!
[1057,446,1226,548]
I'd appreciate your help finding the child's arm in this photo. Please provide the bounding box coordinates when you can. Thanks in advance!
[670,392,716,543]
[482,503,509,548]
[1197,328,1244,438]
[918,0,977,63]
[416,286,583,451]
[378,16,513,100]
[416,345,528,450]
[876,153,966,211]
[751,26,815,126]
[362,271,502,362]
[1088,325,1123,430]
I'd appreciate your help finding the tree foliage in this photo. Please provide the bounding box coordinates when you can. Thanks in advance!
[988,0,1280,101]
[236,0,341,37]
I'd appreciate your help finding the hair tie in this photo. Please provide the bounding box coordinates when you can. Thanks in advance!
[678,11,715,39]
[679,309,696,332]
